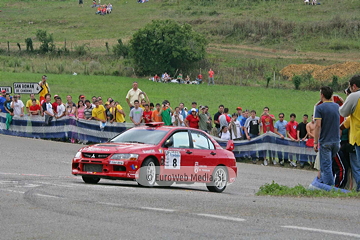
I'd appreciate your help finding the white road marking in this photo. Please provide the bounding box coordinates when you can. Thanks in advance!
[35,193,61,199]
[0,189,25,194]
[140,207,176,212]
[282,226,360,238]
[97,202,124,207]
[197,213,246,222]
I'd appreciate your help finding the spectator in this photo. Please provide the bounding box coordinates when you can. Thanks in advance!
[42,94,55,126]
[187,102,198,115]
[65,95,76,117]
[55,97,65,119]
[84,100,93,120]
[0,90,6,112]
[138,91,150,108]
[113,101,126,123]
[29,99,41,116]
[26,93,40,114]
[286,113,298,141]
[314,86,340,186]
[219,107,231,130]
[149,102,154,111]
[204,106,213,133]
[196,73,203,84]
[339,74,360,192]
[76,100,86,120]
[179,102,187,120]
[11,95,24,117]
[91,96,97,108]
[154,74,160,82]
[159,100,172,126]
[142,103,152,123]
[260,107,275,134]
[297,114,309,141]
[198,106,209,132]
[286,113,299,167]
[79,95,86,103]
[185,108,199,129]
[172,107,184,126]
[39,75,50,105]
[126,81,143,110]
[129,100,143,127]
[244,110,262,141]
[240,109,249,139]
[274,113,288,166]
[98,96,103,106]
[4,94,14,130]
[229,113,241,140]
[214,104,224,133]
[177,73,183,84]
[220,126,230,140]
[105,103,114,123]
[151,103,162,122]
[208,68,215,85]
[52,94,59,115]
[92,100,107,123]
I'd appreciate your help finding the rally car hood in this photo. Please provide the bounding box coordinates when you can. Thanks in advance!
[81,142,156,153]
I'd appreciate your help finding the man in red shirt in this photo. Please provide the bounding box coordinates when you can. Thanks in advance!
[52,94,59,115]
[286,113,299,167]
[142,104,152,123]
[208,68,214,85]
[29,99,41,116]
[185,108,199,129]
[260,107,275,133]
[196,73,203,84]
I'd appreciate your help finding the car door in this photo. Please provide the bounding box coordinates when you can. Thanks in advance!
[161,130,193,182]
[189,130,218,178]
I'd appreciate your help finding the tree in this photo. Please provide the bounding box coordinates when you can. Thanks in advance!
[113,39,129,59]
[36,30,55,53]
[130,19,207,75]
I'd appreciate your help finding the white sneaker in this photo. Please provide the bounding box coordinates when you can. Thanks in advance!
[290,161,297,167]
[263,159,268,166]
[272,160,277,165]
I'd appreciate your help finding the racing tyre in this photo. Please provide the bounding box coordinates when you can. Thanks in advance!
[206,166,228,193]
[138,158,157,187]
[82,176,100,184]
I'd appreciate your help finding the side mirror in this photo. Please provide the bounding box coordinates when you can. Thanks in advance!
[164,138,173,148]
[226,140,234,151]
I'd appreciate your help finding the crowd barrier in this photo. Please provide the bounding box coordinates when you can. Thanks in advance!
[0,113,316,162]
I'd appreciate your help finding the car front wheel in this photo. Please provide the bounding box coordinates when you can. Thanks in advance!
[138,158,157,187]
[206,166,228,193]
[82,176,100,184]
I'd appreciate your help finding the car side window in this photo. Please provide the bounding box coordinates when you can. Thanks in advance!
[169,131,190,148]
[190,132,215,150]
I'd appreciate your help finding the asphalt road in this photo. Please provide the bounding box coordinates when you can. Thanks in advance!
[1,135,359,240]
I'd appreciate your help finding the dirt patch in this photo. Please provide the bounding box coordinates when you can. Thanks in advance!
[280,62,360,81]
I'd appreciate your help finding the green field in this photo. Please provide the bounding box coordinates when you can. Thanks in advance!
[0,71,342,122]
[0,0,359,86]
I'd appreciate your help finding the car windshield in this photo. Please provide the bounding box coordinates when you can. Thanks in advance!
[110,129,168,145]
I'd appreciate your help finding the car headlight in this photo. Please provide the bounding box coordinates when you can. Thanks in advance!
[110,153,139,161]
[74,151,82,158]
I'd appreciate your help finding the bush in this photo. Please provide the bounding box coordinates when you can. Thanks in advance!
[293,75,302,90]
[331,75,339,91]
[36,30,55,53]
[130,19,207,75]
[113,39,129,59]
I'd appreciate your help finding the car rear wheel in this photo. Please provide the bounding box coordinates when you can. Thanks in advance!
[138,158,157,187]
[82,176,100,184]
[206,166,227,193]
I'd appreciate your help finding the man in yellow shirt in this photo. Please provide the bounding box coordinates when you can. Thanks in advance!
[92,100,106,122]
[39,75,50,104]
[25,93,40,114]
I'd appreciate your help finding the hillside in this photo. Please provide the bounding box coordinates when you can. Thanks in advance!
[0,0,359,86]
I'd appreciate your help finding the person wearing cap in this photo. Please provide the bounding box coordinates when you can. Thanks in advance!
[39,75,50,105]
[79,95,86,102]
[185,108,199,129]
[26,94,40,115]
[187,102,198,115]
[159,100,173,126]
[0,90,7,112]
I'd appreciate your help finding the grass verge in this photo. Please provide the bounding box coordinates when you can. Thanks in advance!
[256,181,360,198]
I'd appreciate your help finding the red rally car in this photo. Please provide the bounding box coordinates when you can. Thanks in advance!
[72,122,237,193]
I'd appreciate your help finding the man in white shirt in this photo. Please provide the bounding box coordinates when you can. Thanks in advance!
[55,97,66,119]
[11,95,24,117]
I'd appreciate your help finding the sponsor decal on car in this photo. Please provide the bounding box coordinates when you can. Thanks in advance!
[142,149,155,153]
[109,160,124,165]
[164,150,181,169]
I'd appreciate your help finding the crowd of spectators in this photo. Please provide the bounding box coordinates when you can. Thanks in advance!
[93,1,112,15]
[149,69,215,85]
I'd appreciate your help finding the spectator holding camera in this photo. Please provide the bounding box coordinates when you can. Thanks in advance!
[172,107,184,126]
[159,100,173,126]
